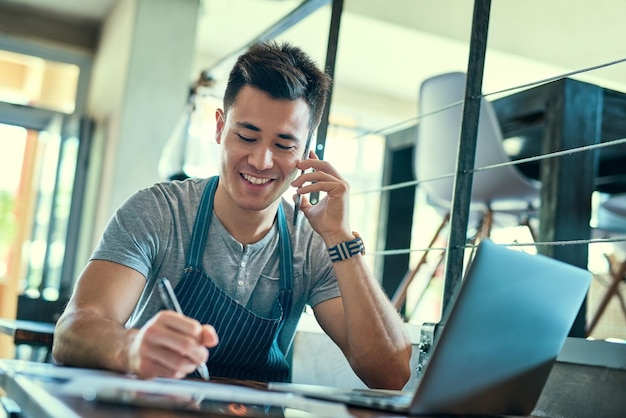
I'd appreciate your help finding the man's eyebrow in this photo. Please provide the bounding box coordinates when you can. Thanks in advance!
[236,121,260,132]
[236,121,300,142]
[277,133,298,141]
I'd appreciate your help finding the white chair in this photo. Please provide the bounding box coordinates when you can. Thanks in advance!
[414,71,540,222]
[587,193,626,336]
[393,72,541,311]
[596,194,626,236]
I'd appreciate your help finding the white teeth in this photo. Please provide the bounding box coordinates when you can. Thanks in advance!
[243,174,271,185]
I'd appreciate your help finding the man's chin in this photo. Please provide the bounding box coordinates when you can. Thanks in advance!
[234,192,277,211]
[237,201,276,214]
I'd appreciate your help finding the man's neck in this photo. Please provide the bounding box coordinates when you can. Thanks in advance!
[213,186,278,245]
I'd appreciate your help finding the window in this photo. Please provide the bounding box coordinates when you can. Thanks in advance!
[0,43,91,324]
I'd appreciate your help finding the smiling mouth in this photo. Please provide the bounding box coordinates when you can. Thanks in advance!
[242,173,273,185]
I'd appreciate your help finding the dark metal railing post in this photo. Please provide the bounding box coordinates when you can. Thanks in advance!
[310,0,343,204]
[441,0,492,313]
[314,0,343,162]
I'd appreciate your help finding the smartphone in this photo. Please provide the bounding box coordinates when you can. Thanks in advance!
[293,133,313,225]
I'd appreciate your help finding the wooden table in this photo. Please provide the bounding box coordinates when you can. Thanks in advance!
[0,318,55,362]
[491,78,626,336]
[0,318,55,348]
[492,78,626,257]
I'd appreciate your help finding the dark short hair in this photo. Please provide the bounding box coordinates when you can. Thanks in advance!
[223,41,331,134]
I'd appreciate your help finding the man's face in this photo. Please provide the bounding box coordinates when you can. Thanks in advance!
[215,85,311,213]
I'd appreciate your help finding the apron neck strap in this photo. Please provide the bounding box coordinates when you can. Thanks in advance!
[187,176,219,268]
[276,203,293,319]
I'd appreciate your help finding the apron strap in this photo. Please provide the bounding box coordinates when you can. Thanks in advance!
[187,176,218,268]
[276,202,293,320]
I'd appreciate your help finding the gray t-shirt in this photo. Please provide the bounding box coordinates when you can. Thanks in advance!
[90,177,340,355]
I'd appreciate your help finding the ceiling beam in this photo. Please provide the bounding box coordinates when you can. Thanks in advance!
[0,2,100,52]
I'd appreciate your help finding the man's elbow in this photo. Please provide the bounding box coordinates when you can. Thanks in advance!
[51,313,73,365]
[390,358,412,389]
[51,308,89,366]
[356,348,413,390]
[50,341,65,366]
[373,359,412,390]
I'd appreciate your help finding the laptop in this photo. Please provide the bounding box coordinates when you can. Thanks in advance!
[270,238,592,416]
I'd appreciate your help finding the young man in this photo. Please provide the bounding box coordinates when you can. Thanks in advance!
[53,42,411,389]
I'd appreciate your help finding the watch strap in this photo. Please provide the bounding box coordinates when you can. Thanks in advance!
[327,232,365,263]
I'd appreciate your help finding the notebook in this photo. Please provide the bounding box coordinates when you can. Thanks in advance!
[270,238,592,416]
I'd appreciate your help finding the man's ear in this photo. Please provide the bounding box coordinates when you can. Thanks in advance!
[215,109,225,144]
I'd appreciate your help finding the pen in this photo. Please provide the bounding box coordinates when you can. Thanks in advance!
[157,277,210,381]
[293,132,313,225]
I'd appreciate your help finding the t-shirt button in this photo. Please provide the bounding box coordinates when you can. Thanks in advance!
[237,280,244,286]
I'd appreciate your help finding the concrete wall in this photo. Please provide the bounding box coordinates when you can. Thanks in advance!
[79,0,201,265]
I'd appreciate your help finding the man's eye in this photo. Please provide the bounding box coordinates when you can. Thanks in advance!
[237,134,255,142]
[276,143,295,151]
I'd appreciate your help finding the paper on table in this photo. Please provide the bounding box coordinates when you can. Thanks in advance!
[2,361,350,417]
[59,374,350,417]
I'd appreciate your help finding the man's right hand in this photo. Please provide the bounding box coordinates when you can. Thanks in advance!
[52,260,219,379]
[128,310,219,379]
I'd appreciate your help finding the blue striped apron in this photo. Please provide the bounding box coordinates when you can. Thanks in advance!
[171,176,293,382]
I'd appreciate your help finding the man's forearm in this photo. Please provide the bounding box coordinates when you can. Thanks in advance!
[333,257,412,389]
[52,308,133,373]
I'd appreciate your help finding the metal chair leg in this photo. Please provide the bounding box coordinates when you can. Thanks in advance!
[392,213,449,311]
[586,254,626,336]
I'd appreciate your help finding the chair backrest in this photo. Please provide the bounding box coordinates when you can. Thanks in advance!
[414,72,540,211]
[597,194,626,235]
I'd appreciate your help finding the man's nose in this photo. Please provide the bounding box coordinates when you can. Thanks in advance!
[249,146,274,170]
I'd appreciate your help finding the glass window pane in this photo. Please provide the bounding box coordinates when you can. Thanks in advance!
[0,123,27,282]
[45,135,79,300]
[0,120,77,302]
